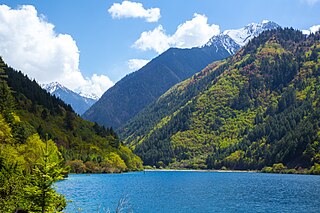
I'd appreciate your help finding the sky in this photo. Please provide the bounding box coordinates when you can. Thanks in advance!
[0,0,319,97]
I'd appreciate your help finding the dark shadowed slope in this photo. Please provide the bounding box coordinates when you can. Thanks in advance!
[83,46,231,128]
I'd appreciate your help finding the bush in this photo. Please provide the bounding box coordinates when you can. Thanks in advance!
[272,163,287,173]
[310,163,320,175]
[261,166,273,173]
[66,160,86,173]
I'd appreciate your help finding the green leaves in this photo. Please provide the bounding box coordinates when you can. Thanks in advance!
[122,28,320,172]
[0,132,67,212]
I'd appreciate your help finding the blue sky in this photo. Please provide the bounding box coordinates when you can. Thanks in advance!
[0,0,319,97]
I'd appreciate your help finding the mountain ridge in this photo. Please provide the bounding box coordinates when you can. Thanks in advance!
[83,44,231,128]
[84,21,280,129]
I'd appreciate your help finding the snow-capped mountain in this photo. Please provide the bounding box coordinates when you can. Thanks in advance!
[224,20,280,46]
[43,82,70,94]
[203,20,280,53]
[42,82,97,115]
[204,34,241,55]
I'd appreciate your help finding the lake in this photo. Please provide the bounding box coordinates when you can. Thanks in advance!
[56,171,320,213]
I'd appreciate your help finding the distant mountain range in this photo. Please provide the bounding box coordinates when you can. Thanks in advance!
[42,82,96,115]
[83,21,280,128]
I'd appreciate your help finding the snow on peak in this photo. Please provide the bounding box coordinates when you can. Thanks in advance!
[202,21,280,55]
[42,82,99,100]
[42,82,67,93]
[203,34,240,55]
[78,91,99,101]
[223,20,280,46]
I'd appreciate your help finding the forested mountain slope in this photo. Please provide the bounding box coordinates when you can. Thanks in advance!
[83,46,231,128]
[1,59,142,174]
[84,21,279,129]
[121,28,320,173]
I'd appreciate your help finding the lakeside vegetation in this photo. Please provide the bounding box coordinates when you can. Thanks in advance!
[0,58,142,212]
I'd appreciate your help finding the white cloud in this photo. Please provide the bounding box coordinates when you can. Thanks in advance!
[310,25,320,33]
[128,59,150,71]
[302,25,320,35]
[0,5,113,98]
[108,1,160,22]
[133,25,170,53]
[78,74,114,98]
[133,13,220,54]
[301,0,320,5]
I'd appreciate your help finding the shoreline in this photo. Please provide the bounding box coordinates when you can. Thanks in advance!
[143,169,258,173]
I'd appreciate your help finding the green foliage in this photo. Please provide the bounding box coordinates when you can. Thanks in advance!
[0,159,28,212]
[23,136,67,212]
[0,58,143,174]
[122,28,320,173]
[0,56,143,211]
[0,133,67,212]
[310,163,320,175]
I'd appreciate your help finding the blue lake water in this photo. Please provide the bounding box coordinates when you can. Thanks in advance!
[56,171,320,213]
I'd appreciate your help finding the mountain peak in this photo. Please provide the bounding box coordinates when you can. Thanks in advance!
[202,34,240,55]
[42,82,67,93]
[203,21,280,55]
[224,20,280,46]
[42,82,97,115]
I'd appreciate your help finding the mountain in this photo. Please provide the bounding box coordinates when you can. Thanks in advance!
[203,20,280,52]
[223,20,280,46]
[83,45,231,128]
[42,82,96,115]
[0,59,143,173]
[203,34,241,55]
[84,21,279,129]
[120,28,320,173]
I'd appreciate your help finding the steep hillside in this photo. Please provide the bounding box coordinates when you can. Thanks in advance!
[121,28,320,172]
[42,82,96,115]
[2,59,142,173]
[83,46,231,128]
[83,21,279,129]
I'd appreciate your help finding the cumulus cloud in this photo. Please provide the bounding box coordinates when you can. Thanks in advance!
[128,59,150,71]
[310,25,320,33]
[78,74,114,98]
[108,1,160,22]
[0,5,113,98]
[302,25,320,35]
[133,13,220,54]
[133,25,170,53]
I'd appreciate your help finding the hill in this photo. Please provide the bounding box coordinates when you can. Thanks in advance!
[1,58,142,174]
[83,46,231,128]
[120,28,320,173]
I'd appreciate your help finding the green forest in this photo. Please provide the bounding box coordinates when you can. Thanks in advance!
[0,58,142,212]
[120,28,320,174]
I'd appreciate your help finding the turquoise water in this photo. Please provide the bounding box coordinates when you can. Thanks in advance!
[56,171,320,213]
